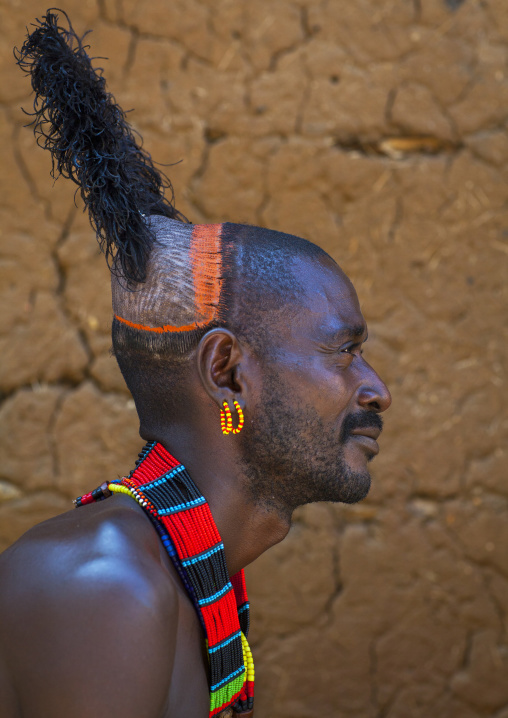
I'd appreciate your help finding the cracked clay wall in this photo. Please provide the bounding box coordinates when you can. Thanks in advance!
[1,0,507,716]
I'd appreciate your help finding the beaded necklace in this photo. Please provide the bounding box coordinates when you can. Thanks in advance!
[75,441,254,717]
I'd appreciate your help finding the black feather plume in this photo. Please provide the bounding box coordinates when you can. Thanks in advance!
[15,9,187,284]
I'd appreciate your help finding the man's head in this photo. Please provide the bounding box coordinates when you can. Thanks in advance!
[114,222,391,519]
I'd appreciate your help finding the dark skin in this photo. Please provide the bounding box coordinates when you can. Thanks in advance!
[0,255,391,717]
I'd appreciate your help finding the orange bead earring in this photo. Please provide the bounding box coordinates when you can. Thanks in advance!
[220,400,245,435]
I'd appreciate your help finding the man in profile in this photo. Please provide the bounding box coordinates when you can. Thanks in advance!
[0,11,391,718]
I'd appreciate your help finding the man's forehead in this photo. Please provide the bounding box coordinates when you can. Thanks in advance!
[288,255,366,341]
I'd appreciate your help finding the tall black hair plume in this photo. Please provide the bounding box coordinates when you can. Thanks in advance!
[15,9,187,284]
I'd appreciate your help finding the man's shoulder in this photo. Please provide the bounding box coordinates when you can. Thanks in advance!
[0,494,177,611]
[0,496,180,718]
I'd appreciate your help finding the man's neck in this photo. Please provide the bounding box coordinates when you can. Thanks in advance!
[147,428,291,576]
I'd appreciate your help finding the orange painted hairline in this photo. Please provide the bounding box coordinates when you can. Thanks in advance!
[190,223,222,323]
[114,314,211,333]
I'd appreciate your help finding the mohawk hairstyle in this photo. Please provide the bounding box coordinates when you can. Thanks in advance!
[15,9,187,284]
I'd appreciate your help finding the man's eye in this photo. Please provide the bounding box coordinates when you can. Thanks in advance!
[338,346,355,359]
[340,345,363,356]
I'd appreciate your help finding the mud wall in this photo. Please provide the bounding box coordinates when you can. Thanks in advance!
[1,1,507,716]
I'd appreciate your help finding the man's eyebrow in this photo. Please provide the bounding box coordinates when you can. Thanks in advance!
[350,324,367,338]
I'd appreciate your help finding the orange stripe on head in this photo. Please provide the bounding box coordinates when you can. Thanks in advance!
[190,224,223,323]
[114,314,211,333]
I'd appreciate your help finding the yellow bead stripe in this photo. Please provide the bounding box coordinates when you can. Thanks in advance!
[241,631,255,682]
[108,483,135,497]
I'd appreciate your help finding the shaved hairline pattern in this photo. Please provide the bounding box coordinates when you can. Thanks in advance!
[114,223,224,334]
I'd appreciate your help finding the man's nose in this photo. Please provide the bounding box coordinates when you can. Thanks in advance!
[357,364,392,413]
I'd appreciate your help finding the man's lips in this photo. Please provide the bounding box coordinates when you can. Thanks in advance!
[349,427,381,455]
[350,427,381,441]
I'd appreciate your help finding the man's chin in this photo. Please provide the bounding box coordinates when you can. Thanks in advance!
[335,469,371,504]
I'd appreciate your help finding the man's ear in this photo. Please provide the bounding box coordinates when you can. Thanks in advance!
[197,328,246,407]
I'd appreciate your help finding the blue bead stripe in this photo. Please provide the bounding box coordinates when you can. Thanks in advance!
[158,496,206,516]
[198,582,233,607]
[210,664,246,692]
[181,542,224,566]
[140,464,185,490]
[159,534,177,558]
[237,602,249,615]
[208,630,241,654]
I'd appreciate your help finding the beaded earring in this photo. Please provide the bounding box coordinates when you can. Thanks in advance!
[220,400,245,435]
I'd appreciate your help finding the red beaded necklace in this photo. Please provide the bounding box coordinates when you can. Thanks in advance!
[75,441,254,716]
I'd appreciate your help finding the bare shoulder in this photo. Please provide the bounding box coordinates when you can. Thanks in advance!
[0,495,179,718]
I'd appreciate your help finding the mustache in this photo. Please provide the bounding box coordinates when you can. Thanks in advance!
[340,411,384,442]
